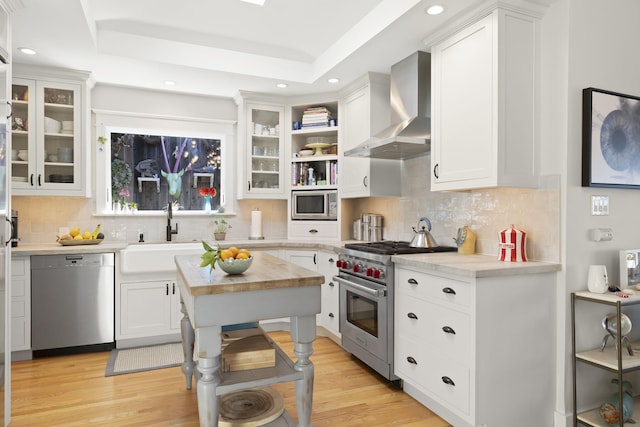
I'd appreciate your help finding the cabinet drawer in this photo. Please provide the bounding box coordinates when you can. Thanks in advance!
[11,299,25,318]
[11,259,27,276]
[395,335,470,414]
[396,294,470,363]
[11,278,26,298]
[289,222,338,239]
[396,268,471,308]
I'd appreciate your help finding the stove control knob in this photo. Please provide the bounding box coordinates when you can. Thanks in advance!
[343,260,352,269]
[373,269,383,279]
[366,267,373,276]
[353,263,362,273]
[336,259,344,268]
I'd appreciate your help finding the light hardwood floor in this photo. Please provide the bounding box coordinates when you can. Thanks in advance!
[10,331,451,426]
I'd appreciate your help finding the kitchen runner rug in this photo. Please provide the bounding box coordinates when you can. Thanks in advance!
[105,342,185,376]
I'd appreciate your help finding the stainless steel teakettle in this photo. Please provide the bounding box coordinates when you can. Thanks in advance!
[409,217,438,248]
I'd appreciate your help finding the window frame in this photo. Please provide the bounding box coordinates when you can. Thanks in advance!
[93,110,235,216]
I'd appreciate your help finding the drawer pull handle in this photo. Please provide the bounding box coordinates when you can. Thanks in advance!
[408,278,418,285]
[442,326,456,334]
[328,281,335,287]
[442,376,455,386]
[328,313,334,318]
[407,312,418,320]
[442,287,456,295]
[407,356,418,365]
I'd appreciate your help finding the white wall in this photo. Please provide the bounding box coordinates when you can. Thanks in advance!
[549,0,640,425]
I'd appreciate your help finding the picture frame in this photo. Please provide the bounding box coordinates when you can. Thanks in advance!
[582,87,640,188]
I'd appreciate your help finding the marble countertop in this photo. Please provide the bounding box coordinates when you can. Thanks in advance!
[11,238,346,256]
[13,240,562,279]
[175,252,324,296]
[392,252,561,278]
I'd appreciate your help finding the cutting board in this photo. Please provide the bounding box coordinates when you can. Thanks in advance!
[219,387,284,427]
[222,332,275,372]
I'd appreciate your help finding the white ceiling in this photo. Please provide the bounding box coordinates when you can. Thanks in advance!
[10,0,480,98]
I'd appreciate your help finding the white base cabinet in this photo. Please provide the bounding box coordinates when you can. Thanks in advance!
[394,264,555,427]
[429,8,540,191]
[119,280,181,339]
[11,257,30,353]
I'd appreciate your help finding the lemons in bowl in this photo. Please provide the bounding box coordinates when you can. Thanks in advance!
[216,247,253,274]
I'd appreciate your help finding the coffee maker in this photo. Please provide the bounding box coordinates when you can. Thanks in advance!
[10,210,17,247]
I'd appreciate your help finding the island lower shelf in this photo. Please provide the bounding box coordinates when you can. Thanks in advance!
[217,332,303,396]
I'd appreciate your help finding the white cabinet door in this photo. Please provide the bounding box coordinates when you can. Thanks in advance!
[10,257,30,352]
[12,70,89,196]
[430,9,538,191]
[284,249,317,272]
[339,74,399,198]
[120,281,172,338]
[235,95,287,200]
[316,251,339,337]
[170,282,182,331]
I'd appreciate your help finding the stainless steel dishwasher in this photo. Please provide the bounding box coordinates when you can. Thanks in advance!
[31,253,115,357]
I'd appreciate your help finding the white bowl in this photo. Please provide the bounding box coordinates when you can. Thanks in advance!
[44,117,61,133]
[299,149,314,156]
[48,154,58,162]
[61,121,73,130]
[17,151,28,161]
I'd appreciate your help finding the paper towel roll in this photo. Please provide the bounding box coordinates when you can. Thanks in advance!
[250,209,264,239]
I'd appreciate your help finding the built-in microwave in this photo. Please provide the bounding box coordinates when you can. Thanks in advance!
[291,189,338,221]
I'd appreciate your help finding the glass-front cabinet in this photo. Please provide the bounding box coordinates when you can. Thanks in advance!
[11,72,88,196]
[236,94,286,199]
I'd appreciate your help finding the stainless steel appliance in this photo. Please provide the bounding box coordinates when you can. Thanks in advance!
[334,241,456,381]
[31,253,115,357]
[344,51,431,160]
[291,189,337,220]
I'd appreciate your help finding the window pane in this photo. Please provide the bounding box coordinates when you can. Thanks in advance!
[111,133,221,211]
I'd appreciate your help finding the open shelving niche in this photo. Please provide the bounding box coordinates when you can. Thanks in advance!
[572,291,640,427]
[290,102,339,190]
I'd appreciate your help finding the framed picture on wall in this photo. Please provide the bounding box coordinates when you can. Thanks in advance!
[582,87,640,188]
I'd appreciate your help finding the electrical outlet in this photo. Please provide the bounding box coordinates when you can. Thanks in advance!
[591,195,609,216]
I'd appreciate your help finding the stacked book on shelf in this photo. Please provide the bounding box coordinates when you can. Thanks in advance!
[301,106,333,128]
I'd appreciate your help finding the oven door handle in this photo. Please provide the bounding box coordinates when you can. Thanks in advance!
[333,276,386,297]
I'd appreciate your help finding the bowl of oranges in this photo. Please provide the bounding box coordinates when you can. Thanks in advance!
[216,246,253,275]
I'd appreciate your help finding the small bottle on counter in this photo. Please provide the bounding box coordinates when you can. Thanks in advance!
[308,168,315,186]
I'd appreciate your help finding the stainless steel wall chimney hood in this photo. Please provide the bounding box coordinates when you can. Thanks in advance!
[345,51,430,160]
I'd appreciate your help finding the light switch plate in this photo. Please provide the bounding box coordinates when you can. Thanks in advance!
[591,195,609,216]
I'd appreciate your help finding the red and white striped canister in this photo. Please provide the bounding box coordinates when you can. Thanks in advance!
[498,224,527,262]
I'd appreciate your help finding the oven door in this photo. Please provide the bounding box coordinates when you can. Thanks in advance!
[335,274,389,363]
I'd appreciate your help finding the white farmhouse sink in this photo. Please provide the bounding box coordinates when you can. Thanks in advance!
[120,242,204,274]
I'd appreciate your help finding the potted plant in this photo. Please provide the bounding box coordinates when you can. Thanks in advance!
[213,218,231,241]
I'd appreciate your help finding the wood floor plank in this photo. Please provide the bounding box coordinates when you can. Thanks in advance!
[10,331,451,426]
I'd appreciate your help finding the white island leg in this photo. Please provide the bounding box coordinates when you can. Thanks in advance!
[196,326,223,427]
[180,298,196,390]
[290,315,316,427]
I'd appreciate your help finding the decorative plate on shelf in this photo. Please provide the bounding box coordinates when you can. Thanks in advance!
[57,239,104,246]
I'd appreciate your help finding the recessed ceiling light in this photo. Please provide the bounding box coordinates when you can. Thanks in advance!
[327,77,340,84]
[240,0,265,5]
[276,83,288,88]
[164,80,176,86]
[426,4,444,15]
[18,47,36,55]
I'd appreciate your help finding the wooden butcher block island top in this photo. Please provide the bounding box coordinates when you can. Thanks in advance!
[175,252,324,296]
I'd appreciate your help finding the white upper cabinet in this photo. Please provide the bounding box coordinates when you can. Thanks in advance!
[429,8,540,191]
[339,73,401,198]
[235,93,286,199]
[11,66,91,196]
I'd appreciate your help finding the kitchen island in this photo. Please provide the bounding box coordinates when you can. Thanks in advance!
[175,252,324,427]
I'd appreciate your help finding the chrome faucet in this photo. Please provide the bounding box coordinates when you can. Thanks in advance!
[166,203,178,241]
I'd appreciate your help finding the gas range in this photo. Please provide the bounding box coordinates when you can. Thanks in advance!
[337,241,457,285]
[344,240,457,255]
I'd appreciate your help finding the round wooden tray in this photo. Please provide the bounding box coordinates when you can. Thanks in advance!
[219,387,284,427]
[57,239,104,246]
